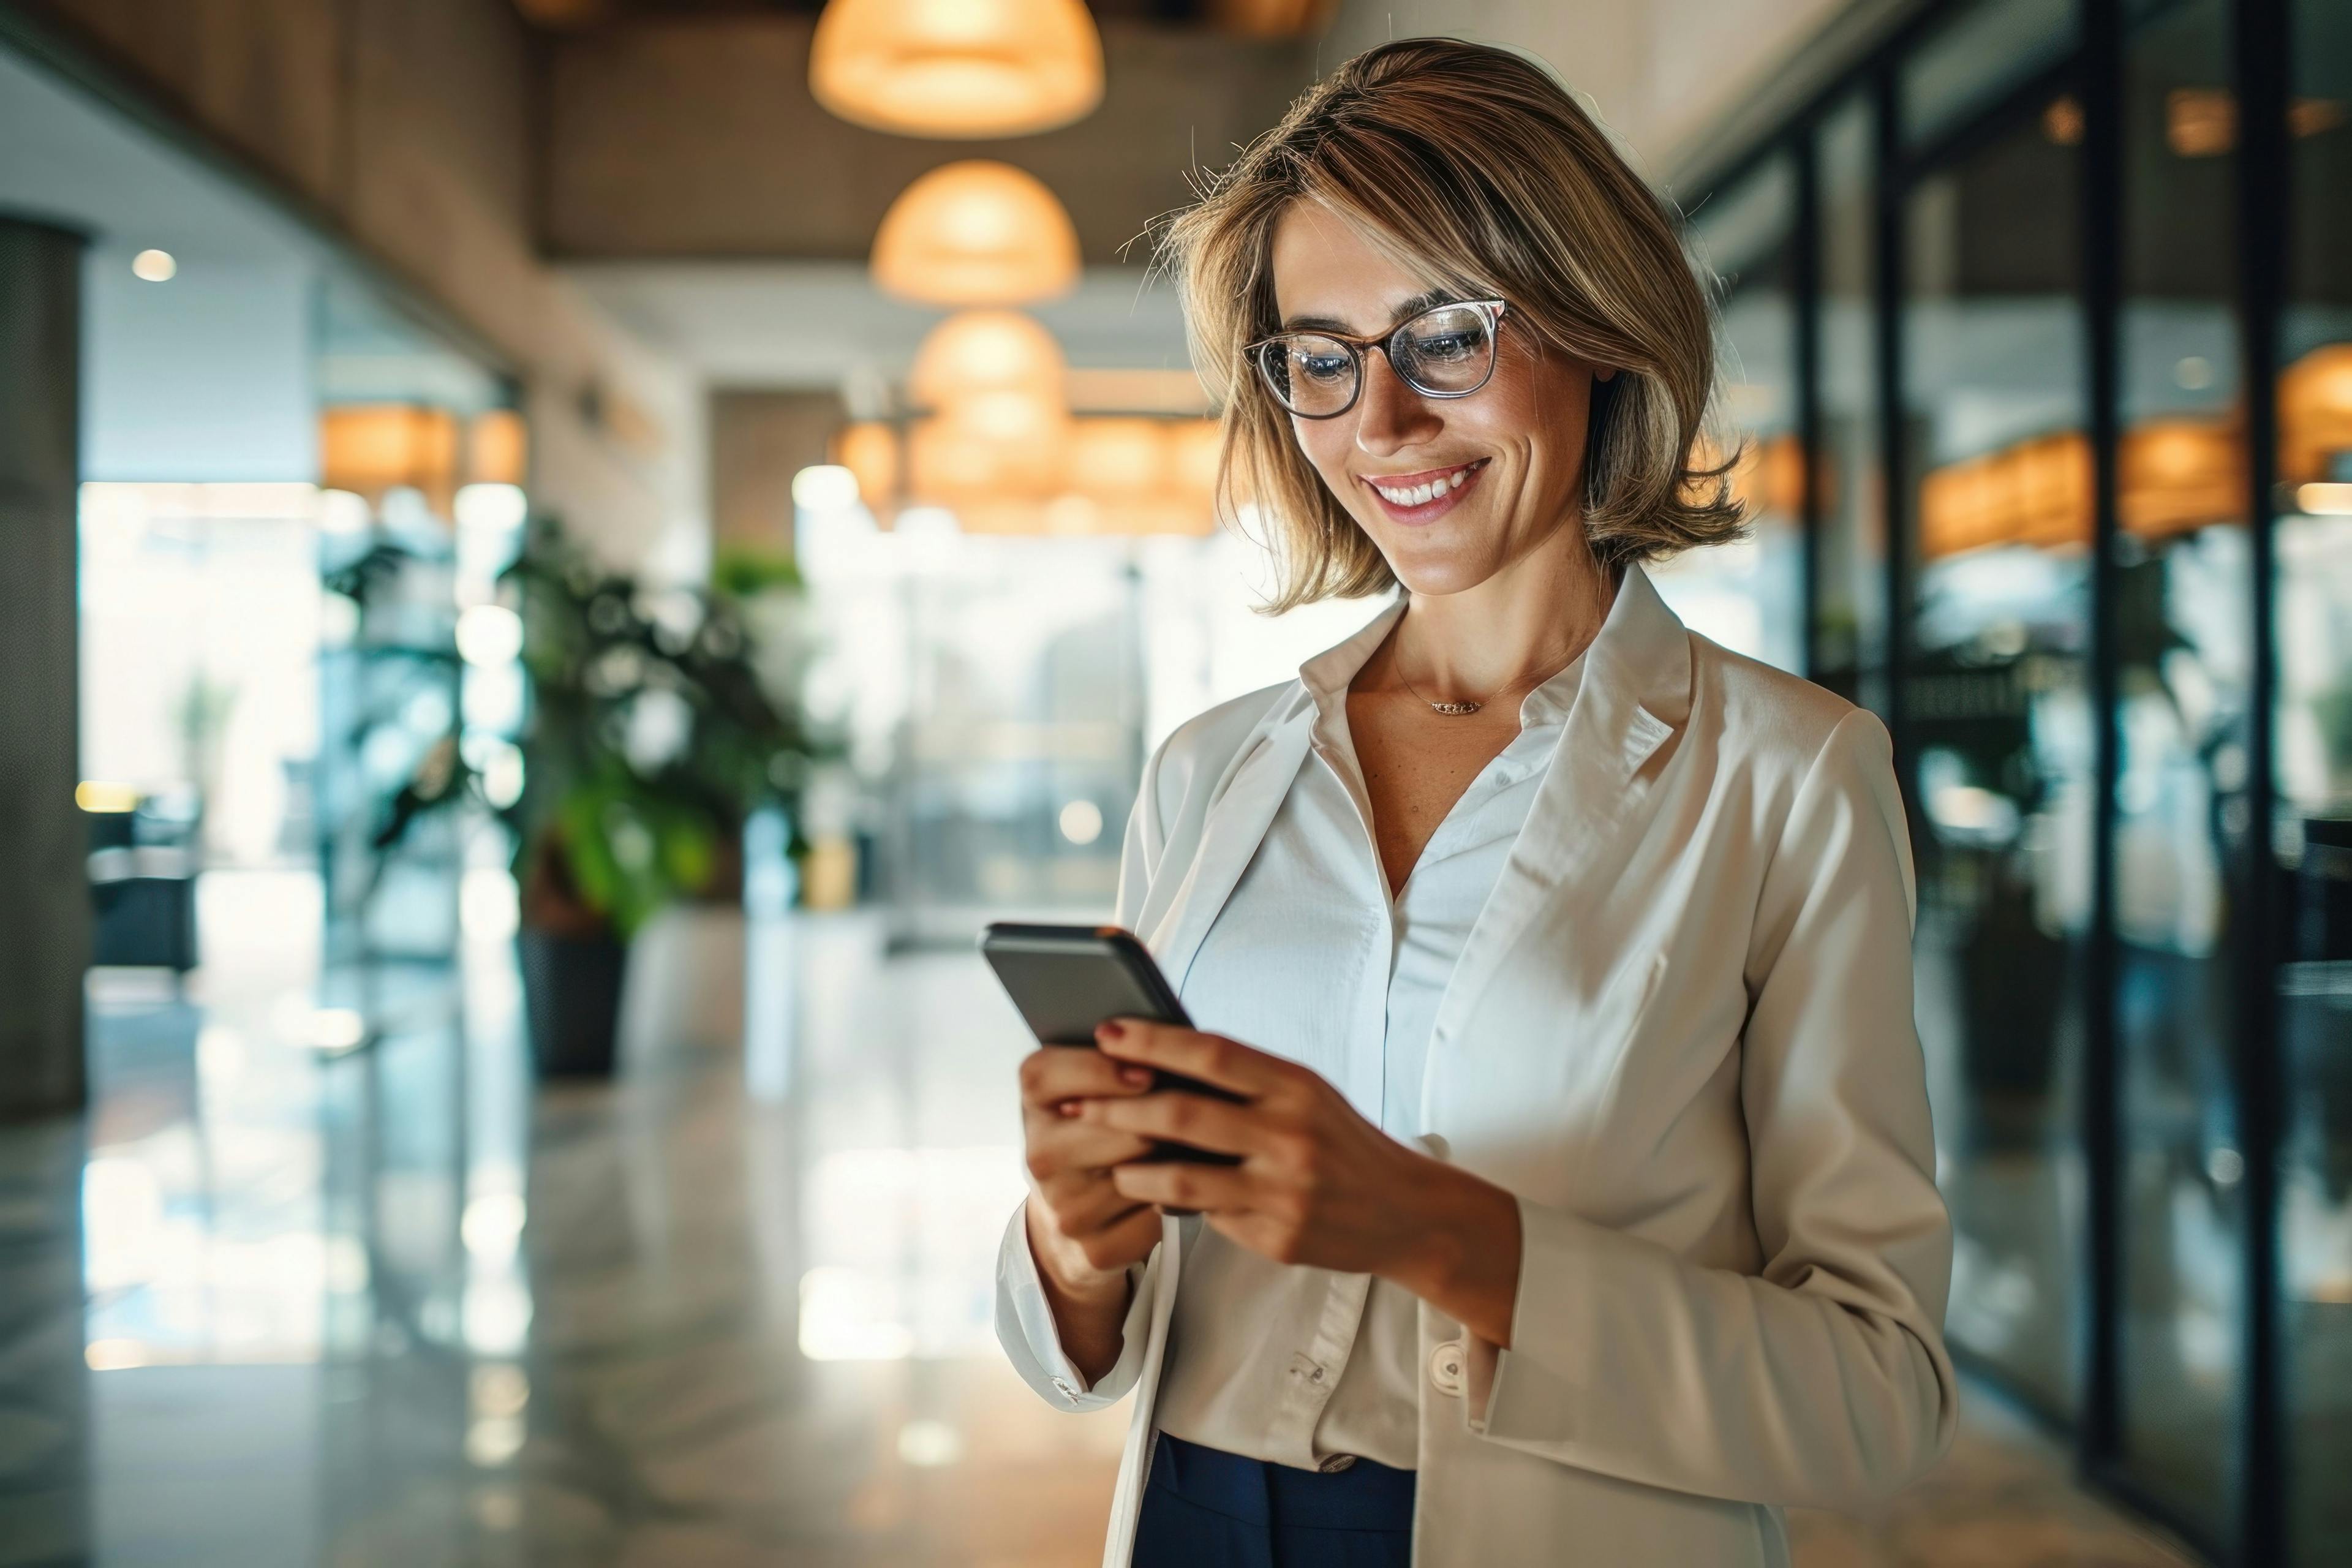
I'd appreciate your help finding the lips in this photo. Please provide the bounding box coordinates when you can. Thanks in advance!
[1360,458,1488,526]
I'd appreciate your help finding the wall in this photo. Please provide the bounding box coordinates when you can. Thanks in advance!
[709,389,839,559]
[0,218,90,1118]
[11,0,701,568]
[81,254,317,481]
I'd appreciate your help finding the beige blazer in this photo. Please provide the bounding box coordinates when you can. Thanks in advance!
[995,561,1957,1567]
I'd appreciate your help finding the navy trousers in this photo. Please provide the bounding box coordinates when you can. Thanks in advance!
[1131,1433,1415,1568]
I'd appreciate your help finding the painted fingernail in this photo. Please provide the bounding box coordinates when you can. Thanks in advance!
[1055,1099,1082,1118]
[1096,1020,1128,1044]
[1119,1066,1153,1087]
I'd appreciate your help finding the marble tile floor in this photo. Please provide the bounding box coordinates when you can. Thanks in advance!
[0,886,2201,1566]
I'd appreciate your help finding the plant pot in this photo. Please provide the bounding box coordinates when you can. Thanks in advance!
[519,927,630,1077]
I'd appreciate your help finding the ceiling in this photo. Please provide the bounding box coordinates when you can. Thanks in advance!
[510,0,1286,31]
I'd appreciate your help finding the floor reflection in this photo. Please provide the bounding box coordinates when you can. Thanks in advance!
[0,872,2220,1566]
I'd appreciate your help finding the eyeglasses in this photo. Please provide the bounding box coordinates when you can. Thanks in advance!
[1245,299,1509,419]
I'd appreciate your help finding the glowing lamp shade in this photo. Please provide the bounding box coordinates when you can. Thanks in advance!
[2282,344,2352,483]
[810,0,1103,139]
[832,422,900,510]
[470,410,529,486]
[910,310,1065,411]
[910,393,1069,500]
[872,162,1080,306]
[321,405,462,513]
[1161,416,1223,503]
[1066,418,1169,497]
[2120,419,2244,539]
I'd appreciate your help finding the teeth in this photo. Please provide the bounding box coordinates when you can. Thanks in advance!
[1373,462,1475,505]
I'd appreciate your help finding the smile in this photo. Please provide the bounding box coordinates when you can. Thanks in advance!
[1361,458,1489,523]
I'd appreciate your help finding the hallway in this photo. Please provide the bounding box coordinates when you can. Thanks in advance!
[0,878,2196,1566]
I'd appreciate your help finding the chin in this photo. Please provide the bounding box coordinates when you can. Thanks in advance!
[1376,542,1511,600]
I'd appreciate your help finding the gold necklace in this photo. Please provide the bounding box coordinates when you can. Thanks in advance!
[1391,646,1577,717]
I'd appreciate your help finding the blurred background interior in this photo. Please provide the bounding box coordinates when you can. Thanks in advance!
[0,0,2345,1564]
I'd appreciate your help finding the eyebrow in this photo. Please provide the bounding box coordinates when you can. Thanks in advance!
[1279,288,1458,336]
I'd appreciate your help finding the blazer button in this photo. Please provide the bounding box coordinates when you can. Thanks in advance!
[1317,1453,1357,1474]
[1428,1340,1466,1398]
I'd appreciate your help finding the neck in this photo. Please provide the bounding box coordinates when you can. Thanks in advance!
[1383,521,1618,698]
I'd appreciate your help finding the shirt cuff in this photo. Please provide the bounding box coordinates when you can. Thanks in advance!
[999,1200,1153,1407]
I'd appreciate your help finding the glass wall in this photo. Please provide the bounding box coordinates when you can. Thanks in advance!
[1814,95,1887,711]
[2278,2,2352,1562]
[1899,42,2090,1419]
[1678,0,2346,1557]
[2114,0,2250,1536]
[1662,154,1804,672]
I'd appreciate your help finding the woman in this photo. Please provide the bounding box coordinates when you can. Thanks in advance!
[995,36,1954,1568]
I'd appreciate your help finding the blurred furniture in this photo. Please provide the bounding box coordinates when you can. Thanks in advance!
[85,798,199,973]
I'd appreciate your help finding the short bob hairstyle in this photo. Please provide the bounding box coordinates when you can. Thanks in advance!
[1159,37,1743,611]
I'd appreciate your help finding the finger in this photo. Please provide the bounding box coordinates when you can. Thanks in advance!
[1018,1046,1157,1109]
[1037,1170,1155,1236]
[1082,1090,1259,1156]
[1077,1202,1166,1270]
[1025,1115,1155,1176]
[1093,1020,1281,1099]
[1110,1159,1256,1214]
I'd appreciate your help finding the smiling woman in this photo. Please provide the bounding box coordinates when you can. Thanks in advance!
[997,35,1954,1568]
[1163,39,1742,614]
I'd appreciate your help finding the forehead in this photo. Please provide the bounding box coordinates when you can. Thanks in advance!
[1268,202,1442,333]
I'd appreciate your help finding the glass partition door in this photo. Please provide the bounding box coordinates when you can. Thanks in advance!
[1900,85,2091,1422]
[2278,2,2352,1561]
[2111,0,2252,1539]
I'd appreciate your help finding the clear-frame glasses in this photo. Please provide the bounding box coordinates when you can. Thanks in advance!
[1245,298,1509,419]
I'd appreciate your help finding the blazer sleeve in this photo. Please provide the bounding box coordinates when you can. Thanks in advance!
[1465,707,1959,1510]
[992,735,1173,1410]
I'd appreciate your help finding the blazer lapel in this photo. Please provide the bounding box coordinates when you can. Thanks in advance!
[1420,563,1694,1089]
[1140,696,1317,996]
[1139,597,1407,998]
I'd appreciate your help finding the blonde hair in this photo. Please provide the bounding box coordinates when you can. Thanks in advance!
[1158,36,1743,611]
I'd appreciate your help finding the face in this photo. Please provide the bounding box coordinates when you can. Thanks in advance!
[1265,202,1610,598]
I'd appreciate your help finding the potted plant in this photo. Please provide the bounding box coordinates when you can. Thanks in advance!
[503,516,822,1076]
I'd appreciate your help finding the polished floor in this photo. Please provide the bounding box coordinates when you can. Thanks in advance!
[0,872,2202,1566]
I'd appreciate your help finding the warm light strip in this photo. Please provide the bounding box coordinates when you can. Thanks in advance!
[76,781,140,813]
[2297,482,2352,516]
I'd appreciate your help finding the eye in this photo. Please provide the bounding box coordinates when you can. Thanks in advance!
[1403,325,1486,362]
[1293,347,1352,384]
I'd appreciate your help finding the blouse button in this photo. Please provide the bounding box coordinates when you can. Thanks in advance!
[1428,1340,1466,1398]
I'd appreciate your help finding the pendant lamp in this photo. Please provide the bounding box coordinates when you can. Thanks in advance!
[810,0,1103,139]
[909,310,1065,412]
[2282,344,2352,484]
[910,394,1071,501]
[872,161,1080,307]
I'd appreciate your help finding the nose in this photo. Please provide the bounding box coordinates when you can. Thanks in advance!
[1352,346,1444,458]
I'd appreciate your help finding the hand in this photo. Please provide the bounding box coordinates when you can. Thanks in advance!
[1082,1020,1523,1344]
[1017,1044,1164,1312]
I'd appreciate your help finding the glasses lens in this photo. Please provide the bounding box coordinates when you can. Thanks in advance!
[1393,305,1496,394]
[1259,334,1357,416]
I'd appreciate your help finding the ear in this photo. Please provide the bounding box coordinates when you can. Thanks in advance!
[1594,366,1619,383]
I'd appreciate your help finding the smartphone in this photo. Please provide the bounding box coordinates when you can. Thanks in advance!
[979,921,1243,1167]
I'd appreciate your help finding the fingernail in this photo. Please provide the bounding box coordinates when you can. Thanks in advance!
[1120,1066,1153,1087]
[1055,1099,1082,1118]
[1096,1020,1127,1044]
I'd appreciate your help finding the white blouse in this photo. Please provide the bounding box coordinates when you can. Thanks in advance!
[1153,609,1586,1472]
